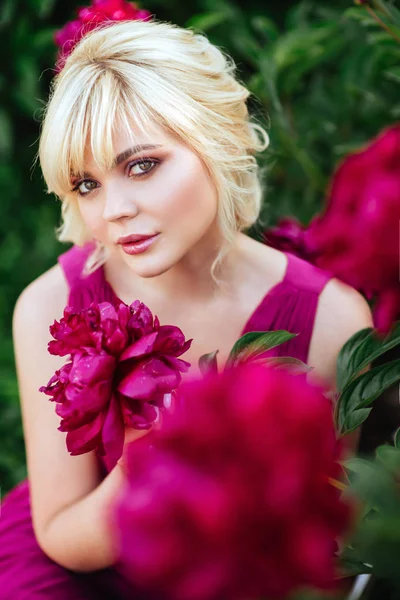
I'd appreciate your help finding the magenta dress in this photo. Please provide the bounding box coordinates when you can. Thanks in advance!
[0,244,333,599]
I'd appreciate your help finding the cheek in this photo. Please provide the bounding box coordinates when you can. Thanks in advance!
[77,199,107,238]
[155,156,217,228]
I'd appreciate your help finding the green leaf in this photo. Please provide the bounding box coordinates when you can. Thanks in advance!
[340,545,373,576]
[343,7,381,26]
[345,456,375,476]
[336,323,400,394]
[253,356,314,375]
[185,12,228,32]
[28,0,57,19]
[272,25,337,71]
[198,350,219,376]
[337,359,400,434]
[384,66,400,83]
[372,0,400,26]
[336,327,374,393]
[376,445,400,473]
[250,15,280,43]
[33,28,57,53]
[0,109,13,156]
[0,0,15,28]
[343,408,373,434]
[14,56,41,116]
[394,427,400,449]
[226,330,297,367]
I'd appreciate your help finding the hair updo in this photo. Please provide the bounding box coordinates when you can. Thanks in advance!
[38,18,269,279]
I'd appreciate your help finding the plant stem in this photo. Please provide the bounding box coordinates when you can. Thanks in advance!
[328,476,348,492]
[365,5,400,43]
[372,0,396,21]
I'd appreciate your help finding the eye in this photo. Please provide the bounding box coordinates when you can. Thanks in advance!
[70,157,160,197]
[71,179,98,197]
[127,158,160,177]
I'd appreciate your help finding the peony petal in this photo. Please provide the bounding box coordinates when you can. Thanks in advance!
[113,362,351,600]
[120,332,158,361]
[153,325,189,356]
[63,379,112,413]
[163,355,192,372]
[98,301,118,322]
[127,300,155,336]
[101,393,124,471]
[69,352,116,385]
[65,412,104,455]
[117,362,159,399]
[118,358,181,400]
[373,288,400,336]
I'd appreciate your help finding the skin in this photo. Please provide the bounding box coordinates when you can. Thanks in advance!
[71,118,375,453]
[13,118,373,572]
[72,119,243,446]
[73,120,229,306]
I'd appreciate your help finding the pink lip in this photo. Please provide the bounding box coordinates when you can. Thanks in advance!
[117,233,158,244]
[119,233,160,256]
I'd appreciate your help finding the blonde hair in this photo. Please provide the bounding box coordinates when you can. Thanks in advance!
[38,18,269,281]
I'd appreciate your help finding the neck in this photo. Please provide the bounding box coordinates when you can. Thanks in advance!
[104,230,244,307]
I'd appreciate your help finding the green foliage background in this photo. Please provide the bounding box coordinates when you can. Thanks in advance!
[1,0,399,494]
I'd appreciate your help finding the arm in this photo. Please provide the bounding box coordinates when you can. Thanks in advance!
[13,265,146,572]
[40,459,126,572]
[306,278,375,452]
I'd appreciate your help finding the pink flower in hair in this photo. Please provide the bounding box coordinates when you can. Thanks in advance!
[54,0,152,72]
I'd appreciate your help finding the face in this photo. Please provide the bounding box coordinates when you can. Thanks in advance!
[71,121,220,278]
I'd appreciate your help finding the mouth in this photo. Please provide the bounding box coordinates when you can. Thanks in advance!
[117,233,159,245]
[118,233,160,256]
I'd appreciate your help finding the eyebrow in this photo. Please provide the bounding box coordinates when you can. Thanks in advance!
[71,143,163,182]
[114,143,163,166]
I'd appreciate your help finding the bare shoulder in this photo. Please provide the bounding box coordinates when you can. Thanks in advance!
[13,262,102,545]
[307,276,374,390]
[236,234,288,292]
[13,262,68,332]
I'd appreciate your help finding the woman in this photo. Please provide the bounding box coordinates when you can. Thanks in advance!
[0,17,373,599]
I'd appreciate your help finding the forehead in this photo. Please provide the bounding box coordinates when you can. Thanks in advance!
[76,116,180,179]
[81,118,176,171]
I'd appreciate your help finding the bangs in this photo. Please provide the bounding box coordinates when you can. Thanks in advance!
[38,18,267,257]
[40,64,157,198]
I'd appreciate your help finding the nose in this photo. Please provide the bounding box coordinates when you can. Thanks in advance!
[103,184,139,222]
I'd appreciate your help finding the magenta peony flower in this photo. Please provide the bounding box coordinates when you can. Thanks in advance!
[307,125,400,334]
[263,216,319,261]
[264,125,400,334]
[40,300,192,471]
[112,363,352,600]
[54,0,152,72]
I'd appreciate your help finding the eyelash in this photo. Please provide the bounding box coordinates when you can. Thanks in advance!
[71,157,161,197]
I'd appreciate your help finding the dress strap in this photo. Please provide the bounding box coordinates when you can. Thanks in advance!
[275,253,333,364]
[58,243,113,310]
[242,251,334,365]
[58,244,92,289]
[284,252,332,294]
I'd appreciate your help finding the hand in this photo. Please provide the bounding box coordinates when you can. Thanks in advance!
[117,426,152,473]
[123,426,152,446]
[117,405,165,472]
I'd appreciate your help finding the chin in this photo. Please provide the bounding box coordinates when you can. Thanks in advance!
[122,252,176,279]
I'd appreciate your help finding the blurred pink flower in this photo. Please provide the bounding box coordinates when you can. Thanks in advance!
[263,216,319,262]
[308,125,400,334]
[113,363,352,600]
[40,301,192,470]
[54,0,152,72]
[265,125,400,334]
